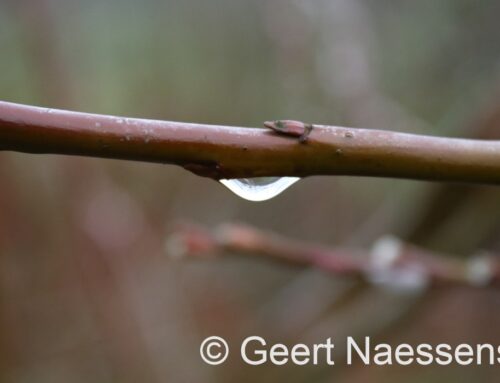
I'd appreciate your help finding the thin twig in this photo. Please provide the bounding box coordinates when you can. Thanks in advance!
[165,222,500,289]
[1,100,500,183]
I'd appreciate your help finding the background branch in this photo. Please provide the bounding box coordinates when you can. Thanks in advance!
[2,100,500,183]
[166,222,500,289]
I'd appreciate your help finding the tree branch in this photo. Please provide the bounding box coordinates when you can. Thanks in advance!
[165,222,500,289]
[1,100,500,182]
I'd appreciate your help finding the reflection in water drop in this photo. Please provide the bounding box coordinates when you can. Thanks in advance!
[219,177,300,202]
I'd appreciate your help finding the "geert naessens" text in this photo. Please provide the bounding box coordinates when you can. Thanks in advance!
[240,336,500,366]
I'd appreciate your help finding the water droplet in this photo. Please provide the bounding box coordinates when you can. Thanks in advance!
[219,177,299,202]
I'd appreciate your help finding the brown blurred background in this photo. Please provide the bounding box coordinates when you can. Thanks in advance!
[1,0,500,382]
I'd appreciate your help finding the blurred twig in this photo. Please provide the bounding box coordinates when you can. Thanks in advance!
[166,222,500,289]
[10,0,75,105]
[2,100,500,183]
[409,86,500,246]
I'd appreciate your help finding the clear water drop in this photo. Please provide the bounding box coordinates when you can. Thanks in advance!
[219,177,300,202]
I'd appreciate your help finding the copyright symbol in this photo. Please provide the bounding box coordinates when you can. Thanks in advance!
[200,336,229,365]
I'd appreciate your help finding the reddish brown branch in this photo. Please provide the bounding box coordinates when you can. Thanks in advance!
[1,100,500,182]
[166,223,500,289]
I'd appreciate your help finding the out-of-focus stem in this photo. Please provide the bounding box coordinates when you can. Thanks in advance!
[166,222,500,288]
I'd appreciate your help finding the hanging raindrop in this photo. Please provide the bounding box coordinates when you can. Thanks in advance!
[219,177,300,202]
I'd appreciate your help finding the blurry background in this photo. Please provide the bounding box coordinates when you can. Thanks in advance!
[1,0,500,382]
